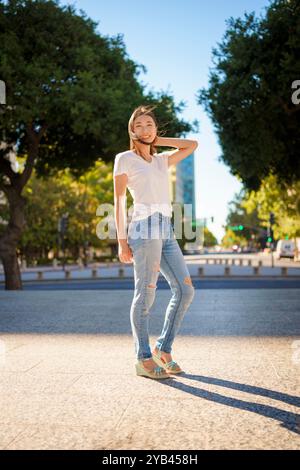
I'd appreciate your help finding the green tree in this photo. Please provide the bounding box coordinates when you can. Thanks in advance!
[226,189,266,246]
[203,227,218,247]
[16,160,115,264]
[221,228,247,249]
[0,156,114,262]
[197,0,300,190]
[243,174,300,241]
[0,0,196,289]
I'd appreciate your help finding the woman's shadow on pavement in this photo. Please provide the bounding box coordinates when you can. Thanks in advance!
[160,373,300,435]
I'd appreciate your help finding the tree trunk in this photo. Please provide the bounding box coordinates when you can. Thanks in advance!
[0,124,45,289]
[0,189,26,290]
[1,251,22,289]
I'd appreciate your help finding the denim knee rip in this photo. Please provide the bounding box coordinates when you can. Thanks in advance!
[183,276,193,287]
[148,260,160,288]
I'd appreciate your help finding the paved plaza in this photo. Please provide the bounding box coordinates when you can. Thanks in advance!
[0,288,299,449]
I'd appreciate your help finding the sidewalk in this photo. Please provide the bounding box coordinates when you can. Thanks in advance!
[1,261,300,283]
[0,288,299,449]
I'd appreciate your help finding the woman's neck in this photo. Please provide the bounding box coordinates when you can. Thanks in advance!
[133,145,152,159]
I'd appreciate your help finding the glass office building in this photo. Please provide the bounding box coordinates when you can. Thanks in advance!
[175,151,196,221]
[167,150,202,250]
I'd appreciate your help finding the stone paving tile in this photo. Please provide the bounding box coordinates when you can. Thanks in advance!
[203,403,300,450]
[66,373,208,400]
[0,372,82,395]
[3,424,122,450]
[103,427,209,451]
[0,393,67,426]
[0,391,131,427]
[29,356,138,374]
[113,395,300,450]
[0,356,43,373]
[0,423,28,450]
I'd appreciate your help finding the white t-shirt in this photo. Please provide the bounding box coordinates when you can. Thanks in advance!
[113,149,176,221]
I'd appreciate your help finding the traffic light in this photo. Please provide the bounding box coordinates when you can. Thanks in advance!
[228,225,244,231]
[61,216,68,233]
[269,212,275,225]
[58,213,69,234]
[267,226,274,243]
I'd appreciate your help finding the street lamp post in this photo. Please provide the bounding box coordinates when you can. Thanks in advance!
[58,213,69,272]
[0,80,6,105]
[268,212,275,268]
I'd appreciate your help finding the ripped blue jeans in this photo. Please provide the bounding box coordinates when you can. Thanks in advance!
[127,211,195,361]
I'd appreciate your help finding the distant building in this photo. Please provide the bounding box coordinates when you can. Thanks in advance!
[175,151,196,221]
[168,150,201,250]
[168,162,176,206]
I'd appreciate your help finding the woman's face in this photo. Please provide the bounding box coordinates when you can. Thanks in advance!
[132,114,157,143]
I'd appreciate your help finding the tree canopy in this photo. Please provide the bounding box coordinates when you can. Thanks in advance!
[0,0,195,180]
[198,0,300,190]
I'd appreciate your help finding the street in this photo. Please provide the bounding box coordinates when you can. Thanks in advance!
[5,277,300,290]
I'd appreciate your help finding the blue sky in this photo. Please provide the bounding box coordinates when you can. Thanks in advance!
[63,0,270,242]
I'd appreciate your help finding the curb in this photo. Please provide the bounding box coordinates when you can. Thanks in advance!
[1,275,300,285]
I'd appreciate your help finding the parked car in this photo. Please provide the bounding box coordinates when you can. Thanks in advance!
[240,246,258,253]
[275,240,295,259]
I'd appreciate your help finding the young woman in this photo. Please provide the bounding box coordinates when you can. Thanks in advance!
[113,105,198,380]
